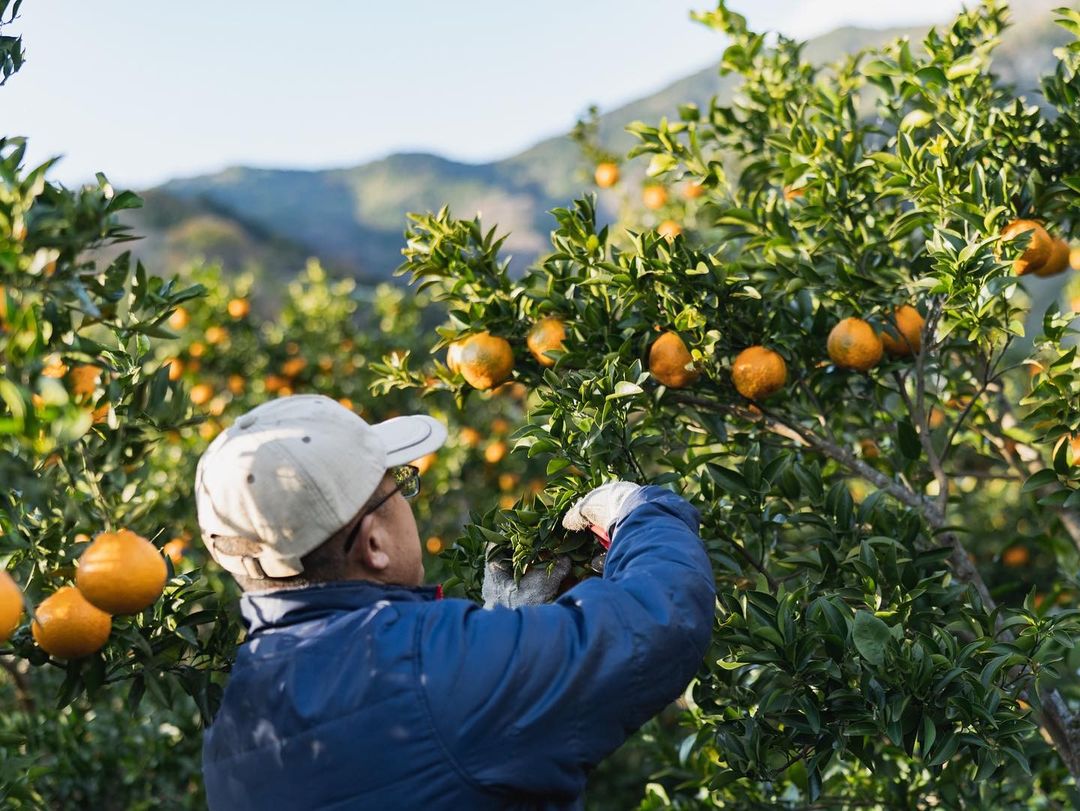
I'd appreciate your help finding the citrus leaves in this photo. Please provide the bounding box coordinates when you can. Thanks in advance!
[852,609,892,666]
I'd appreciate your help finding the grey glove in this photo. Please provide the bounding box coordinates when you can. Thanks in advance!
[562,481,642,536]
[482,554,571,609]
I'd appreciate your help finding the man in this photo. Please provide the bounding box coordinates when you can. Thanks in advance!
[197,394,715,810]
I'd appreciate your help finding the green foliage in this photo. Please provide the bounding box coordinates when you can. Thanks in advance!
[387,2,1080,806]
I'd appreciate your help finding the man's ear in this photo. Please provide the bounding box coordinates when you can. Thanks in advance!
[349,511,390,573]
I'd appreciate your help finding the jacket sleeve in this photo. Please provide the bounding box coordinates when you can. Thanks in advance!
[416,486,715,800]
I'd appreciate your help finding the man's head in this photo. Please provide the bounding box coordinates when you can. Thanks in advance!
[194,395,445,592]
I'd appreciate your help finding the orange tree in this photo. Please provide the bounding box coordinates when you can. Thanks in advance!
[380,2,1080,806]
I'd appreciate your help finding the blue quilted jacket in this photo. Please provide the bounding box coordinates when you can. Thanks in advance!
[203,486,715,810]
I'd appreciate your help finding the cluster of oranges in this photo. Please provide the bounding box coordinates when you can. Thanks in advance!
[593,163,703,243]
[0,529,168,659]
[446,319,567,392]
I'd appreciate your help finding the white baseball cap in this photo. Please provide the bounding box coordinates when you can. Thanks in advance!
[194,394,447,579]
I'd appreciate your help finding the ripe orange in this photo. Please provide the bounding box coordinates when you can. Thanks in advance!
[458,333,514,390]
[32,586,111,659]
[649,331,699,388]
[162,537,189,565]
[227,374,245,395]
[446,341,465,375]
[643,185,668,211]
[338,397,354,411]
[594,162,619,189]
[168,307,190,330]
[282,357,307,378]
[1035,238,1070,278]
[0,570,23,643]
[227,298,251,319]
[42,357,68,378]
[498,472,519,492]
[731,346,787,400]
[205,325,229,345]
[264,374,287,393]
[413,452,437,476]
[683,181,705,199]
[165,358,184,381]
[425,536,444,555]
[828,318,883,372]
[68,364,101,398]
[460,426,482,448]
[526,317,566,368]
[1071,245,1080,272]
[657,220,683,241]
[484,440,508,465]
[90,403,110,425]
[188,341,206,358]
[1001,219,1053,276]
[880,305,925,357]
[76,529,167,614]
[1002,546,1030,568]
[199,420,222,440]
[190,382,214,406]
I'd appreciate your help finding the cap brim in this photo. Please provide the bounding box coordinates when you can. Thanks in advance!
[372,414,448,466]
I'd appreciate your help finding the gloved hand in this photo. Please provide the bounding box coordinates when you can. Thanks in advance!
[562,481,642,538]
[482,554,571,609]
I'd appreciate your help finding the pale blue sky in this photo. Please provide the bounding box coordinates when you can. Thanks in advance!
[3,1,963,188]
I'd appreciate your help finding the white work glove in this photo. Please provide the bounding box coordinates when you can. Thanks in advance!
[561,481,643,537]
[482,554,572,609]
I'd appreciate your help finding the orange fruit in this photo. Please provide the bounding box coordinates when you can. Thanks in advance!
[446,341,465,375]
[594,162,619,189]
[458,332,514,390]
[782,185,805,202]
[32,586,111,659]
[162,538,189,565]
[484,440,508,465]
[425,536,444,555]
[90,403,110,424]
[649,331,699,388]
[188,341,206,358]
[199,420,221,440]
[0,570,23,643]
[642,185,668,211]
[264,374,287,393]
[76,529,167,614]
[498,494,516,510]
[827,318,883,372]
[1002,546,1030,568]
[68,364,101,398]
[731,346,787,400]
[205,325,228,345]
[1035,238,1070,278]
[460,427,482,448]
[859,439,881,459]
[338,397,354,411]
[880,305,925,357]
[491,417,510,435]
[1070,245,1080,272]
[227,374,246,395]
[282,357,307,378]
[1001,219,1053,276]
[413,452,437,476]
[683,182,705,199]
[165,358,184,381]
[657,220,682,241]
[498,472,519,492]
[227,298,250,319]
[168,307,190,330]
[526,317,566,368]
[318,355,334,372]
[189,383,214,406]
[41,357,68,378]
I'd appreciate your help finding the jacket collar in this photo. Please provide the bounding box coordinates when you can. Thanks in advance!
[240,580,441,636]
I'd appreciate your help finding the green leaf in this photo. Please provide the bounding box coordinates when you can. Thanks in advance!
[852,610,891,666]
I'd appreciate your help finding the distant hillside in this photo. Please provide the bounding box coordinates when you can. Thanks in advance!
[129,5,1070,286]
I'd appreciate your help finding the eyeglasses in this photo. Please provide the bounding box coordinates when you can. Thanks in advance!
[343,465,420,554]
